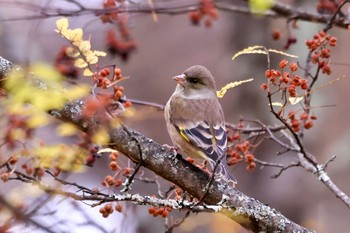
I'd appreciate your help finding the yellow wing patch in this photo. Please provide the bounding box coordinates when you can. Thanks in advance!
[180,129,190,142]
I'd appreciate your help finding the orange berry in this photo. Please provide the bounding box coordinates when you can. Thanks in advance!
[304,121,314,129]
[232,133,240,140]
[311,115,317,120]
[118,86,125,92]
[300,113,309,120]
[162,210,169,218]
[245,153,254,163]
[189,11,201,25]
[114,68,122,77]
[272,30,281,40]
[227,157,239,166]
[109,153,118,161]
[260,83,267,90]
[109,161,118,171]
[246,162,256,172]
[8,156,19,165]
[99,207,106,214]
[185,157,194,163]
[25,167,33,175]
[1,173,9,182]
[105,175,114,186]
[114,178,122,187]
[265,70,272,78]
[123,101,132,108]
[123,167,132,175]
[289,62,298,71]
[292,119,299,128]
[175,188,183,195]
[105,204,113,213]
[148,206,155,214]
[279,59,288,69]
[115,203,123,212]
[329,37,337,46]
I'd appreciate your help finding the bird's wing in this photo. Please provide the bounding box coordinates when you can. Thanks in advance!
[169,97,227,162]
[177,122,227,162]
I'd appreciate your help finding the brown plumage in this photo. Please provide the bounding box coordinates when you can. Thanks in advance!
[165,65,236,184]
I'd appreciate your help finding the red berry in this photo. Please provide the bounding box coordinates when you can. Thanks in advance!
[272,31,281,40]
[279,59,288,69]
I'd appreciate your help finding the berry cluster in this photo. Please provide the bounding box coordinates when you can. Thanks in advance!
[99,202,123,218]
[261,59,308,97]
[101,151,133,188]
[100,0,118,23]
[1,156,20,182]
[106,25,137,61]
[227,125,256,172]
[54,46,79,78]
[306,31,337,75]
[148,205,172,218]
[99,0,137,60]
[4,115,32,149]
[288,110,317,132]
[188,0,219,27]
[91,67,132,107]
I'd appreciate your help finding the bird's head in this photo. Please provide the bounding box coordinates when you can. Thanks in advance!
[172,65,217,97]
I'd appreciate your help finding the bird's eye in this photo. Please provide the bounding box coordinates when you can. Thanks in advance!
[188,78,199,84]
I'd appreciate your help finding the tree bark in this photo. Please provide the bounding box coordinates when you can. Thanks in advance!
[0,56,315,233]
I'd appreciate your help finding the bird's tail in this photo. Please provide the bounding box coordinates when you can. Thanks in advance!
[218,163,237,185]
[210,159,237,186]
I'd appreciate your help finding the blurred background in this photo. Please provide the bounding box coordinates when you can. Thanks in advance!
[0,0,350,232]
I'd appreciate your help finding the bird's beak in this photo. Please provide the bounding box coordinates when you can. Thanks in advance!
[172,74,186,87]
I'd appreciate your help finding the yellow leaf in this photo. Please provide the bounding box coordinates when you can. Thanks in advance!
[57,123,78,136]
[66,28,83,42]
[11,129,26,141]
[55,18,69,34]
[93,50,107,57]
[91,128,110,144]
[27,112,49,128]
[217,79,254,98]
[85,53,98,64]
[64,85,89,100]
[66,47,80,58]
[74,58,88,68]
[78,40,91,52]
[30,63,63,82]
[83,68,94,76]
[32,144,87,171]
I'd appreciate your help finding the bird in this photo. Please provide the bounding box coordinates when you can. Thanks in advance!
[164,65,236,185]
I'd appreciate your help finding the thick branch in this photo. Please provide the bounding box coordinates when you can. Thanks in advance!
[0,56,314,232]
[55,100,314,233]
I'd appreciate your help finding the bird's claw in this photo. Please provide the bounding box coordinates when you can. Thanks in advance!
[162,144,178,159]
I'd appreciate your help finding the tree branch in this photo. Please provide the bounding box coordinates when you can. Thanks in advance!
[0,1,349,30]
[0,56,314,232]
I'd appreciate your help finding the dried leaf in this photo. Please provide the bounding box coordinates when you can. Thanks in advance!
[217,78,254,98]
[289,96,304,105]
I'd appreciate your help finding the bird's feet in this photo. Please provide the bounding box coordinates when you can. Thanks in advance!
[162,144,178,159]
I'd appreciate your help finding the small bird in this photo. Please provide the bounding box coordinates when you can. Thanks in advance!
[164,65,236,184]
